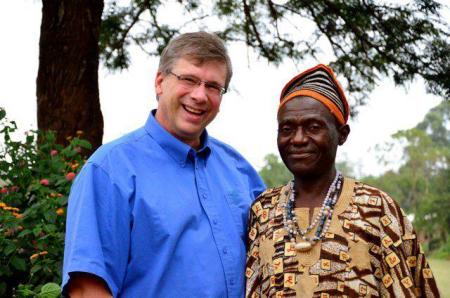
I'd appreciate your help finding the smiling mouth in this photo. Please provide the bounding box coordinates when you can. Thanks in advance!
[288,152,314,159]
[183,104,205,116]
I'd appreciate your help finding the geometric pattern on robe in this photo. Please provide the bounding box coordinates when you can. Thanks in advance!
[245,178,441,297]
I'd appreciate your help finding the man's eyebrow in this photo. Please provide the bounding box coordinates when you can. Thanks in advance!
[205,79,224,86]
[278,118,298,125]
[279,115,327,124]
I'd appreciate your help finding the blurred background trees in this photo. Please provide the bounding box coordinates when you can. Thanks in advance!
[364,100,450,254]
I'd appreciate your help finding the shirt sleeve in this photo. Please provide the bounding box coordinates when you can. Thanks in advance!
[245,201,262,298]
[378,192,440,297]
[62,162,133,297]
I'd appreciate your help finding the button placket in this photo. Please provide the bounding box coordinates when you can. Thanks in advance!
[195,156,235,296]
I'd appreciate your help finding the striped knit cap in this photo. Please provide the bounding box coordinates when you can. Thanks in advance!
[279,64,350,125]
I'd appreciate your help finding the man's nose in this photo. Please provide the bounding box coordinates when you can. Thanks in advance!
[292,127,307,144]
[190,83,208,103]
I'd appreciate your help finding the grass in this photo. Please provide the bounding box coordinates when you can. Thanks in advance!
[429,258,450,298]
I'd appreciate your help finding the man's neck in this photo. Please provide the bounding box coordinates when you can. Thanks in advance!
[293,168,337,208]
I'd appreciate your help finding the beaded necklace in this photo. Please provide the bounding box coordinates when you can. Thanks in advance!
[282,171,343,251]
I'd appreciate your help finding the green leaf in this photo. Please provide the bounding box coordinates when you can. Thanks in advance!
[10,256,27,271]
[37,282,61,298]
[33,226,43,236]
[16,286,36,297]
[30,264,42,275]
[76,139,92,149]
[0,108,5,120]
[0,282,6,296]
[18,229,32,238]
[4,243,16,256]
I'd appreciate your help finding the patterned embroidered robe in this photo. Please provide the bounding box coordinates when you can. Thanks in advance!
[245,178,440,297]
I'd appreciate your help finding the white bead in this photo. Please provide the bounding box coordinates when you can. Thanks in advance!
[295,242,312,251]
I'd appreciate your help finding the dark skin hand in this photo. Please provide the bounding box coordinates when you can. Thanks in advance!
[277,96,350,208]
[67,273,112,298]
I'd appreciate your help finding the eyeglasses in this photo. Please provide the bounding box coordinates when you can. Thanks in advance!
[168,71,227,97]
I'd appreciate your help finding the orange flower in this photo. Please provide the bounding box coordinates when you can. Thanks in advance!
[70,163,80,169]
[13,212,23,219]
[30,253,39,260]
[39,251,48,256]
[0,202,6,208]
[56,208,64,216]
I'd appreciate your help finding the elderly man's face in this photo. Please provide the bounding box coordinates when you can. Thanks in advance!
[155,57,227,149]
[277,96,349,179]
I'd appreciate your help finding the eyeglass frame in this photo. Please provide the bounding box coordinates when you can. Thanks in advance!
[167,71,227,96]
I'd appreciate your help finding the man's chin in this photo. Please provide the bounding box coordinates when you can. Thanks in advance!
[287,165,322,180]
[173,125,205,143]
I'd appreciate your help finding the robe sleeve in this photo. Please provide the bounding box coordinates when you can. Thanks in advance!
[378,192,440,297]
[245,200,262,298]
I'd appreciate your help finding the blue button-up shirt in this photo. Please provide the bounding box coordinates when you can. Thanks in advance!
[62,111,265,297]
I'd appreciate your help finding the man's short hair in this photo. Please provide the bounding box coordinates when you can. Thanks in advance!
[158,31,233,89]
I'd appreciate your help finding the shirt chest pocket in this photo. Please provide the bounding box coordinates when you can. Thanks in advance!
[225,190,252,239]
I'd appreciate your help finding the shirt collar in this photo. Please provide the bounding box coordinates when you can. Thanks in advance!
[144,110,211,167]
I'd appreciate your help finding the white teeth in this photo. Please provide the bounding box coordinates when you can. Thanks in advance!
[184,105,203,115]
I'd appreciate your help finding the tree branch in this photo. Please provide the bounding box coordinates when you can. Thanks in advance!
[242,0,272,59]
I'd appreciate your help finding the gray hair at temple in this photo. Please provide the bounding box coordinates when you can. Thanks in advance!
[158,31,233,90]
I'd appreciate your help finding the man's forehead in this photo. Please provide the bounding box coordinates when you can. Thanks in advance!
[177,56,225,67]
[278,96,334,120]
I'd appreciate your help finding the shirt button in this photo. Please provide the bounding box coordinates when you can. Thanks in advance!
[230,279,234,285]
[202,194,207,200]
[222,247,228,255]
[212,219,218,225]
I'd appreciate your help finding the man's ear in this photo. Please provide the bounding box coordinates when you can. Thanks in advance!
[338,124,350,145]
[155,72,164,97]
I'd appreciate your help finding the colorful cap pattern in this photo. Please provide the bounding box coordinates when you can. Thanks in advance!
[279,64,350,125]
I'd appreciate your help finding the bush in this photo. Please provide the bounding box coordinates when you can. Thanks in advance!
[0,108,90,297]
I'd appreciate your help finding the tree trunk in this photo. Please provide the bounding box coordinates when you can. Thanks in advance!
[37,0,104,152]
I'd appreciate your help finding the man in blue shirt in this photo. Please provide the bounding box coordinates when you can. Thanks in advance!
[63,32,265,297]
[62,31,265,297]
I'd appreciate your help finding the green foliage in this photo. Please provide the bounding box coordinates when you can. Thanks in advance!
[258,155,356,188]
[258,153,292,188]
[0,108,90,297]
[99,0,449,105]
[335,160,355,178]
[365,101,450,255]
[431,239,450,260]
